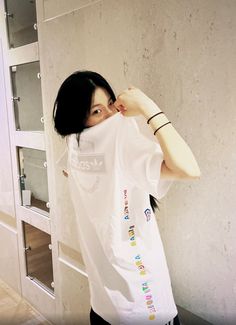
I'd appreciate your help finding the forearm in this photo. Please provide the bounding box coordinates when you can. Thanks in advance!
[141,104,201,178]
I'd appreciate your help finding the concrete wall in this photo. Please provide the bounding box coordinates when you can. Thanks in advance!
[36,0,236,324]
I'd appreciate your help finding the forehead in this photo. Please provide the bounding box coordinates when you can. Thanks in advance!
[92,87,110,105]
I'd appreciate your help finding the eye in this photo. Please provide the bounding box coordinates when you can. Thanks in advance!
[92,108,103,115]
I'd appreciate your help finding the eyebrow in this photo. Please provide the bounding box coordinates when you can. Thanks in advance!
[91,97,112,109]
[91,104,100,109]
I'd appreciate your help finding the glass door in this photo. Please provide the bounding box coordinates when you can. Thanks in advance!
[23,221,54,293]
[18,147,49,214]
[10,61,44,131]
[4,0,38,48]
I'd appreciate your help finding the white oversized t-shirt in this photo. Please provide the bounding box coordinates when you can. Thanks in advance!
[64,112,177,324]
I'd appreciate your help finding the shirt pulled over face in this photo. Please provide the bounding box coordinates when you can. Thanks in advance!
[60,112,177,325]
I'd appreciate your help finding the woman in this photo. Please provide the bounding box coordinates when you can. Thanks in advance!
[53,70,201,325]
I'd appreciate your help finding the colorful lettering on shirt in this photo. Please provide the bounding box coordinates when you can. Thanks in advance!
[142,281,157,320]
[134,254,146,276]
[144,208,151,222]
[123,189,130,220]
[124,197,156,321]
[128,225,136,246]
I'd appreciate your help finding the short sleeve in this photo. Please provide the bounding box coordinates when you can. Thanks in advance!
[118,117,173,199]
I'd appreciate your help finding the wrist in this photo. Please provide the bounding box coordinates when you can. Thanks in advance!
[149,114,170,132]
[140,101,162,119]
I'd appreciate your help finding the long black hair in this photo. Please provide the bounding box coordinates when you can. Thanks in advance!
[53,70,159,212]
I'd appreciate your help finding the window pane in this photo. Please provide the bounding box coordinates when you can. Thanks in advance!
[23,222,54,294]
[18,147,49,215]
[11,61,44,131]
[4,0,38,48]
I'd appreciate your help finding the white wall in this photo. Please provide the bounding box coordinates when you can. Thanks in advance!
[0,30,21,295]
[0,38,15,217]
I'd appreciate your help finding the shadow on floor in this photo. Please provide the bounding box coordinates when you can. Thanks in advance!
[177,305,213,325]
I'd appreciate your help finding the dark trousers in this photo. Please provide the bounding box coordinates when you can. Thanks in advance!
[90,308,110,324]
[90,308,181,325]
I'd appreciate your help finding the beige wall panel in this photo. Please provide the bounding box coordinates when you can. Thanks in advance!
[58,260,90,324]
[0,222,21,293]
[42,0,101,21]
[37,0,236,324]
[58,242,86,274]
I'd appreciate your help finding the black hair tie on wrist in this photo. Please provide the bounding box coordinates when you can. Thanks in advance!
[154,121,171,135]
[147,111,164,124]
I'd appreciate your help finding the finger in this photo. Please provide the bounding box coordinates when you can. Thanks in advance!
[114,102,127,113]
[119,105,127,113]
[114,97,125,107]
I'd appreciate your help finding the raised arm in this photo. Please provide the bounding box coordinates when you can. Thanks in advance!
[114,87,201,180]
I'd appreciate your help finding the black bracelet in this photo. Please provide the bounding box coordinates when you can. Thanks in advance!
[147,111,164,124]
[154,121,171,135]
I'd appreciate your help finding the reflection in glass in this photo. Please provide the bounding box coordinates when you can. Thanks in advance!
[4,0,38,48]
[11,61,44,131]
[18,147,49,214]
[23,221,54,294]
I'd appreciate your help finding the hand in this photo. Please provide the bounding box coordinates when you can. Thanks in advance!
[114,86,160,117]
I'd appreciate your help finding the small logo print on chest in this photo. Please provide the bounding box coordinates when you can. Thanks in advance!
[144,208,151,222]
[71,153,105,172]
